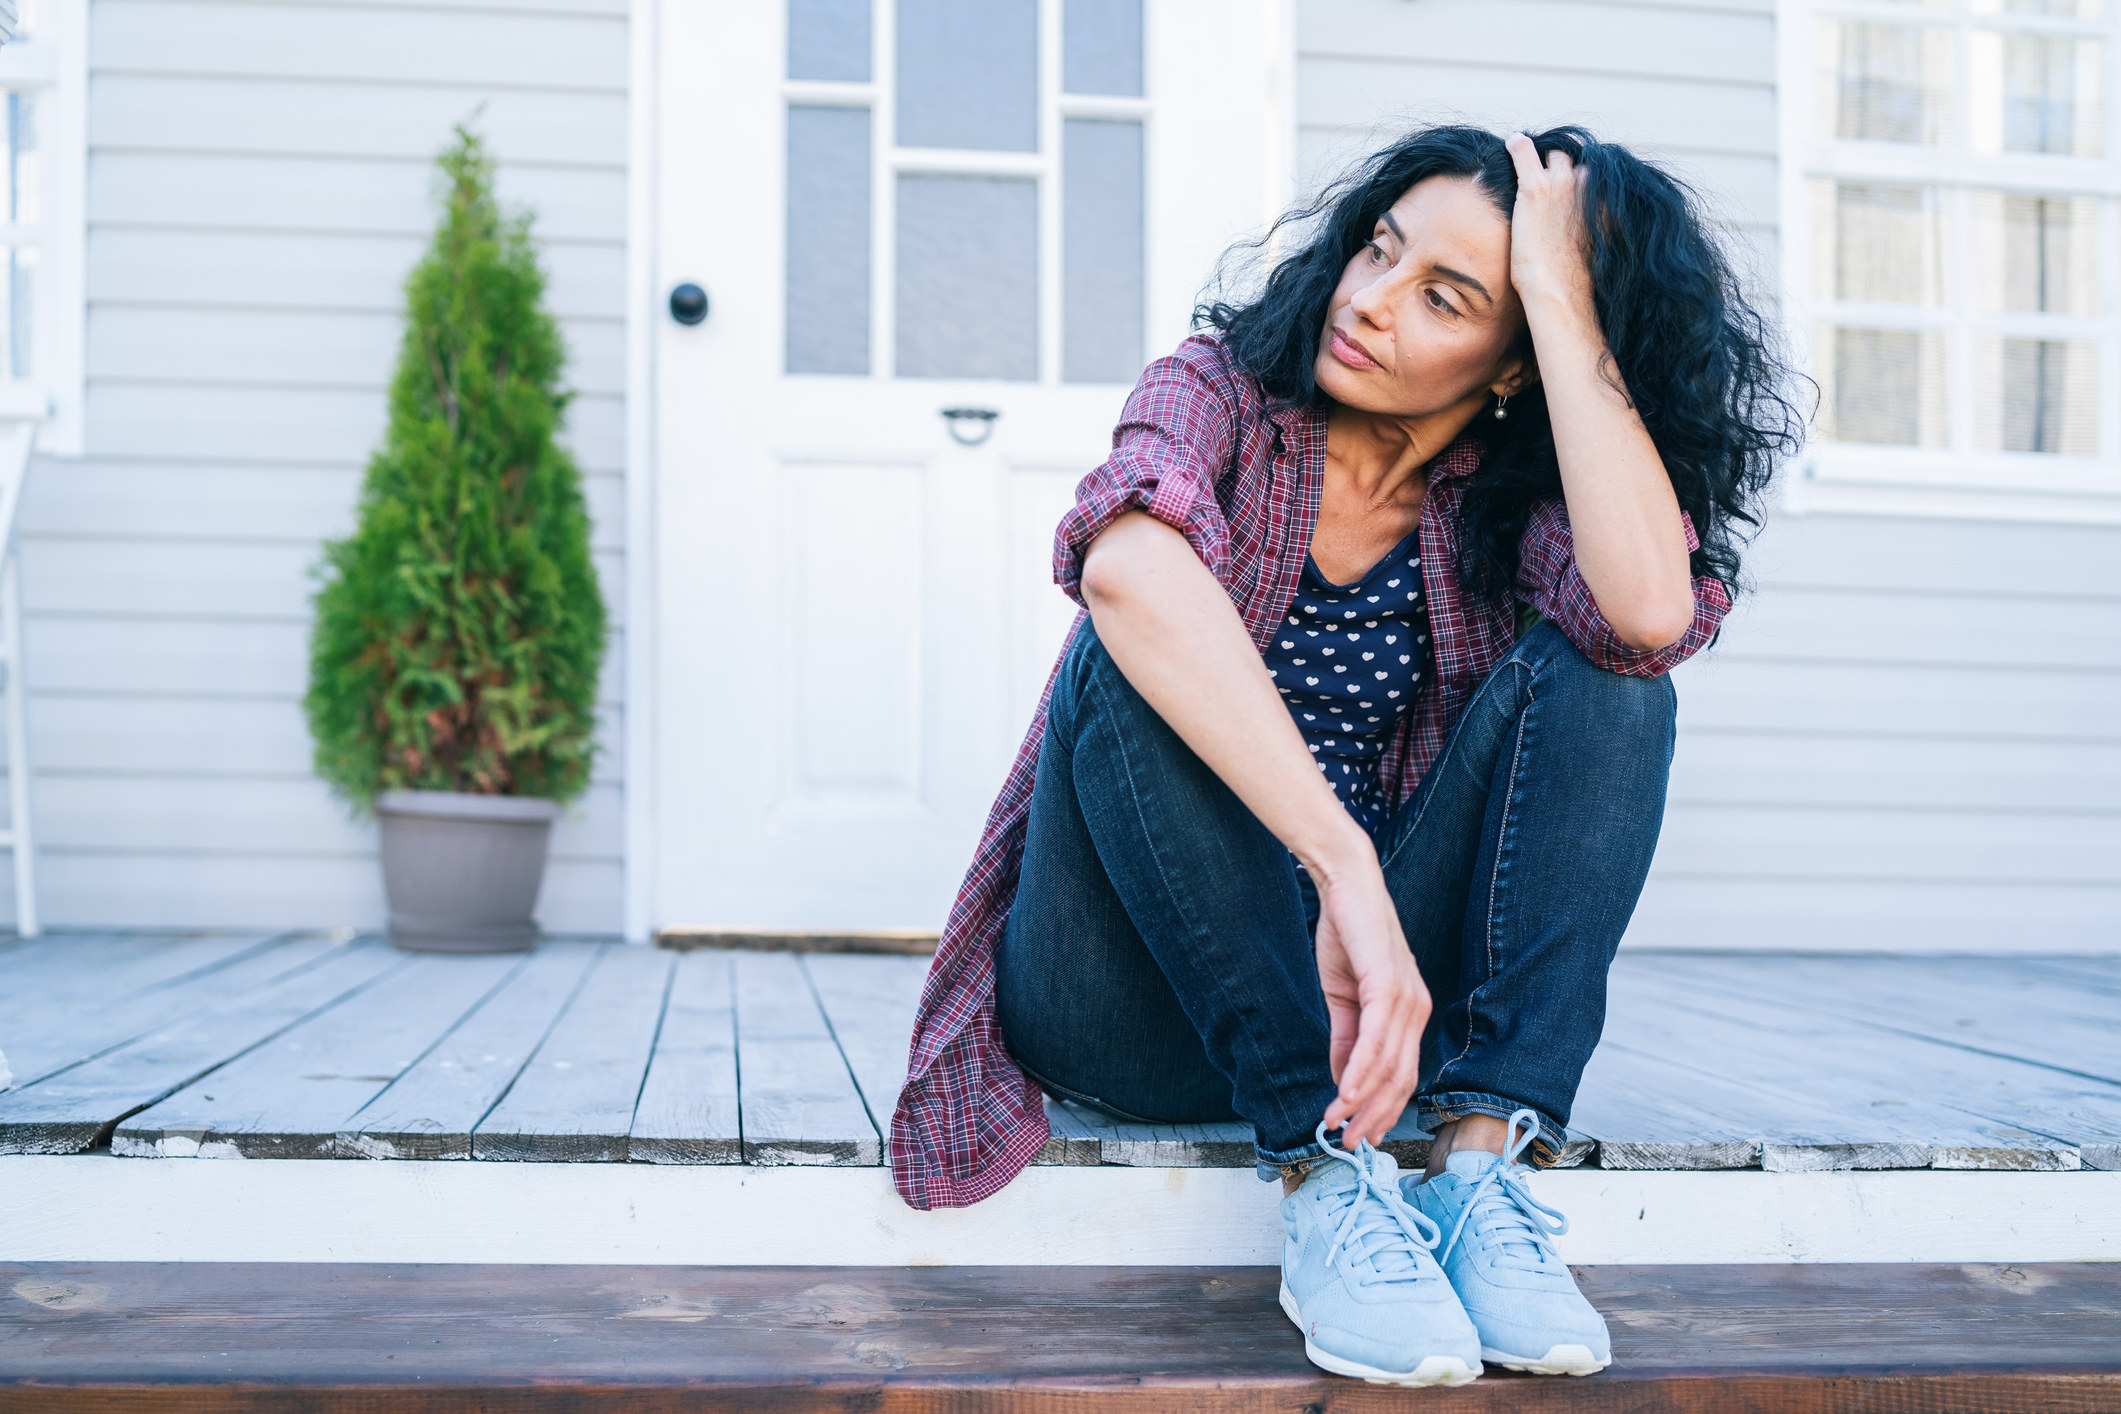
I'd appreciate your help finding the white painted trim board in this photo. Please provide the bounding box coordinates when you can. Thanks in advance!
[3,1157,2116,1266]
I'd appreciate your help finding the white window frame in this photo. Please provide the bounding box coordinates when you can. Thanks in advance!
[1778,0,2121,524]
[0,0,84,453]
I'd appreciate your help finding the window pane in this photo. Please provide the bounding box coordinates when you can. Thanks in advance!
[896,174,1038,380]
[1969,192,2099,315]
[786,106,871,375]
[1972,32,2104,156]
[4,245,32,380]
[1064,0,1143,96]
[788,0,871,82]
[1820,22,1952,144]
[896,0,1037,152]
[1816,326,1948,446]
[1971,0,2103,17]
[1811,181,1944,304]
[1063,119,1144,384]
[6,91,37,227]
[1974,338,2098,453]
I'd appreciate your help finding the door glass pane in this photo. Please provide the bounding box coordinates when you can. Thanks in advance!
[1971,0,2104,18]
[1969,192,2099,315]
[896,174,1038,379]
[1063,119,1144,383]
[6,91,37,227]
[1064,0,1143,96]
[896,0,1037,152]
[788,0,871,82]
[1974,338,2098,453]
[1820,22,1952,144]
[4,244,32,380]
[786,106,872,375]
[1971,32,2104,155]
[1811,181,1944,303]
[1815,325,1948,446]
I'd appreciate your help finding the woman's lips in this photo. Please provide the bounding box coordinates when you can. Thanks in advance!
[1329,327,1380,371]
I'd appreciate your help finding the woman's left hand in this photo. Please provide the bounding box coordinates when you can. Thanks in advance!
[1503,132,1593,316]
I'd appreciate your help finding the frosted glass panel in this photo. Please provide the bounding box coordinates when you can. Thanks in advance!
[786,106,871,376]
[1821,22,1952,143]
[896,174,1038,380]
[1974,338,2098,454]
[1971,0,2102,13]
[896,0,1037,152]
[1971,32,2104,156]
[1815,325,1948,446]
[1064,0,1142,96]
[788,0,871,82]
[1970,192,2099,315]
[1063,119,1144,384]
[1811,181,1943,304]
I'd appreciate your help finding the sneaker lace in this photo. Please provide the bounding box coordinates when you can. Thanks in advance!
[1437,1109,1571,1272]
[1312,1120,1444,1287]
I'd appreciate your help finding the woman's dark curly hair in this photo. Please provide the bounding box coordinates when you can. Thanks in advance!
[1198,124,1807,600]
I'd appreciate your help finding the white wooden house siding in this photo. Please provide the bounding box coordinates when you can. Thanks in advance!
[1299,0,2121,951]
[13,0,632,930]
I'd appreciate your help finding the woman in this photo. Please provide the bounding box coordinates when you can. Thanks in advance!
[889,126,1802,1385]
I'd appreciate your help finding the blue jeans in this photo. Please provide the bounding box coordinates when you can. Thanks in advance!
[994,619,1675,1178]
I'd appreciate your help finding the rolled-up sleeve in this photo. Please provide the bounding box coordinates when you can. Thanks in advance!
[1515,499,1731,677]
[1054,342,1239,604]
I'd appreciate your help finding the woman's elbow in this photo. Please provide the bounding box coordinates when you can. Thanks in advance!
[1610,592,1696,654]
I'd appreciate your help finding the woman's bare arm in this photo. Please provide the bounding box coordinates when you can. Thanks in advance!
[1505,133,1695,651]
[1080,509,1429,1145]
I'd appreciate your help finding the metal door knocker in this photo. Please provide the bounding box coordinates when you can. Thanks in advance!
[941,407,1000,446]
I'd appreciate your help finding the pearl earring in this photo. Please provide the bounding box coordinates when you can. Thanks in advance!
[1493,394,1510,421]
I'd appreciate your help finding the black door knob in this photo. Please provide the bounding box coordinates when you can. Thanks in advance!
[668,283,709,326]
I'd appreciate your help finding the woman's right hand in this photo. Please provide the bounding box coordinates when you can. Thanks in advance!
[1310,838,1431,1147]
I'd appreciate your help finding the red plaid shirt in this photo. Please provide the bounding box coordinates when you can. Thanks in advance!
[889,334,1728,1209]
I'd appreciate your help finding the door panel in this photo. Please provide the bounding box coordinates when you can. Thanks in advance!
[652,0,1282,929]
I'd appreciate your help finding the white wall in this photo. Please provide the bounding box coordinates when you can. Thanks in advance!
[1298,0,2121,951]
[14,0,631,931]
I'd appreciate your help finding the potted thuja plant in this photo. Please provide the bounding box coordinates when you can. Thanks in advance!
[306,127,606,953]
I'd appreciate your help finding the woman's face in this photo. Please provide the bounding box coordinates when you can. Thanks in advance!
[1313,175,1531,421]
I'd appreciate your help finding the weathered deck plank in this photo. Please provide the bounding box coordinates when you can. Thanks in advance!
[1601,971,2077,1170]
[733,951,878,1166]
[799,953,926,1133]
[4,1260,2118,1412]
[346,943,601,1160]
[1617,964,2121,1171]
[112,953,525,1158]
[473,944,673,1162]
[1651,953,2121,1086]
[629,950,742,1164]
[0,942,401,1154]
[0,936,339,1091]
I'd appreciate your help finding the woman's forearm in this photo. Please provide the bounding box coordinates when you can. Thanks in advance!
[1079,511,1375,881]
[1525,291,1695,650]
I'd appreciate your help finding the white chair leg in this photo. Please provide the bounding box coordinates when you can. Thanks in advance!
[3,550,35,938]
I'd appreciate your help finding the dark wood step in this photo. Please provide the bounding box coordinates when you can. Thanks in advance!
[4,1261,2117,1412]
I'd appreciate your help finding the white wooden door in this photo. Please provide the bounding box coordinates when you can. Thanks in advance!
[650,0,1285,930]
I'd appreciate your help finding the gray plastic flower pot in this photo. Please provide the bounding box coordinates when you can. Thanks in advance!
[375,789,561,954]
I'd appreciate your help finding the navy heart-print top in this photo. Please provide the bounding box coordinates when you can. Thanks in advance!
[1261,527,1433,910]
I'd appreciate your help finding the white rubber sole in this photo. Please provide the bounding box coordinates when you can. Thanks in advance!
[1278,1282,1482,1387]
[1483,1342,1609,1376]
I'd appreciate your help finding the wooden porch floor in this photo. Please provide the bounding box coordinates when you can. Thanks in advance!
[1,932,2117,1171]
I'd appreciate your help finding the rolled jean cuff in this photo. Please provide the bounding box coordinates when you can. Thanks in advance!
[1415,1091,1570,1168]
[1254,1136,1328,1184]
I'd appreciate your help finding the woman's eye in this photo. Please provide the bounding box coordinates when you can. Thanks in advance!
[1366,242,1387,264]
[1427,289,1455,314]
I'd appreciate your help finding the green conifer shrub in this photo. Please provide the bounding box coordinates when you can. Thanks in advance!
[305,127,607,808]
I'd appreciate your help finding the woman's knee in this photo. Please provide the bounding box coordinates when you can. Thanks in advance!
[1518,622,1677,749]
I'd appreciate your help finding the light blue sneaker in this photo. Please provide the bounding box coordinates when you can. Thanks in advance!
[1279,1120,1483,1386]
[1402,1108,1611,1376]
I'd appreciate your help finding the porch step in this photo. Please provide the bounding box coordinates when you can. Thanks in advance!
[5,1260,2118,1412]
